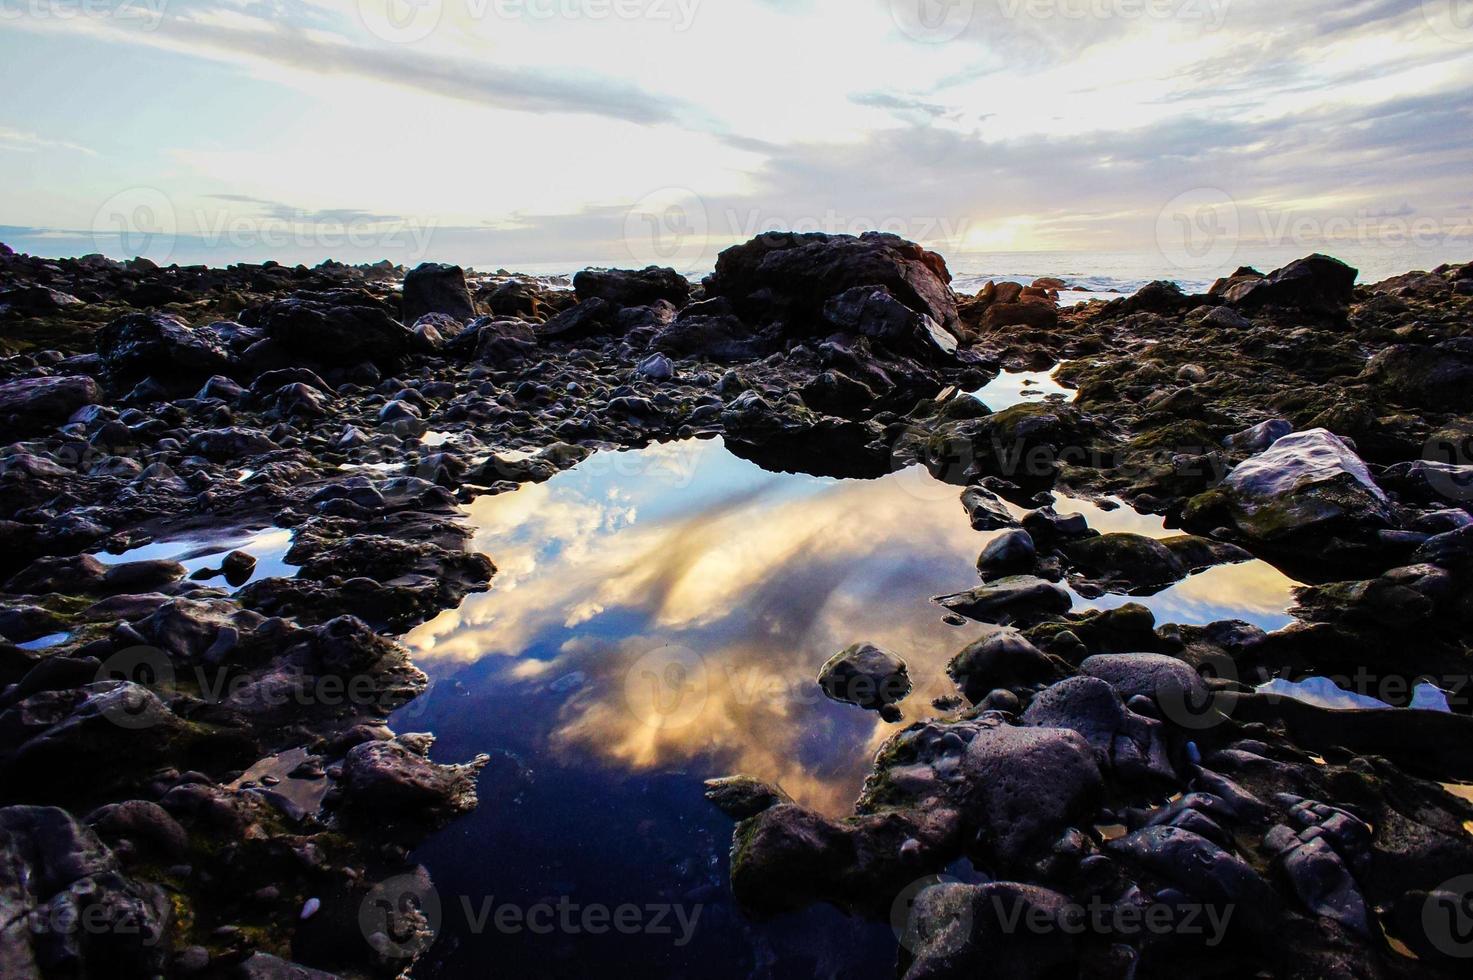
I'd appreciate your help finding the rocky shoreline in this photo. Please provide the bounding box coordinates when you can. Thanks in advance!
[1,233,1471,978]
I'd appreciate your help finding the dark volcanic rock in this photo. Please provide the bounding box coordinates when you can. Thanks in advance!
[98,312,233,388]
[1363,338,1473,412]
[816,642,911,716]
[1216,254,1357,316]
[258,295,413,365]
[402,263,474,324]
[573,266,690,309]
[0,375,100,435]
[1186,428,1396,545]
[701,231,960,337]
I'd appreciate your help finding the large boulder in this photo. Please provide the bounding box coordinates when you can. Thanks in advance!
[97,312,233,388]
[401,263,474,324]
[959,723,1101,870]
[822,285,957,356]
[946,630,1063,704]
[1214,254,1357,316]
[1189,428,1396,543]
[573,266,689,309]
[1021,676,1175,781]
[1363,338,1473,412]
[257,295,413,366]
[700,231,961,340]
[0,375,100,436]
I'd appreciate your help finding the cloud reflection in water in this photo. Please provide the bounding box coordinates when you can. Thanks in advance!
[403,438,1300,815]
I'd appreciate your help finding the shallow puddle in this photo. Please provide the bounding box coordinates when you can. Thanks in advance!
[1258,676,1452,712]
[392,438,1302,977]
[90,526,295,591]
[971,365,1076,410]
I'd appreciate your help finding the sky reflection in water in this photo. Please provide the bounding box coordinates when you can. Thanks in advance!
[395,438,1301,977]
[402,439,1300,816]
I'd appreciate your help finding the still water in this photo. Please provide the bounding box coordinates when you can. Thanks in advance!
[393,438,1300,978]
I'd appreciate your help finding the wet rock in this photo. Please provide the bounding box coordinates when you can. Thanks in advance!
[1187,428,1396,545]
[702,231,961,338]
[1107,825,1278,934]
[0,805,173,977]
[703,776,792,819]
[1364,339,1473,412]
[945,631,1063,704]
[727,802,961,916]
[958,723,1101,871]
[901,881,1078,980]
[1061,532,1188,594]
[0,283,83,314]
[234,952,342,979]
[97,312,233,388]
[258,295,413,366]
[5,554,108,595]
[1021,676,1175,781]
[0,683,200,804]
[340,737,484,818]
[86,800,189,860]
[635,353,674,380]
[102,559,187,594]
[573,266,690,309]
[188,427,279,461]
[817,642,911,716]
[976,529,1036,578]
[822,284,958,356]
[0,375,101,436]
[1222,418,1292,454]
[935,576,1072,626]
[1080,653,1209,715]
[650,299,761,361]
[1217,254,1357,316]
[401,262,474,324]
[138,597,267,662]
[960,485,1016,530]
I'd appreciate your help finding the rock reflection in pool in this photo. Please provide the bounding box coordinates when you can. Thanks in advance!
[394,438,1300,977]
[90,526,295,591]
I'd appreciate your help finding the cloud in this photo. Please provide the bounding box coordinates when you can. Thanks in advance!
[11,1,695,126]
[0,126,97,156]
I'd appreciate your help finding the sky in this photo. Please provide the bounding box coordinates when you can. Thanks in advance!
[1,0,1471,278]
